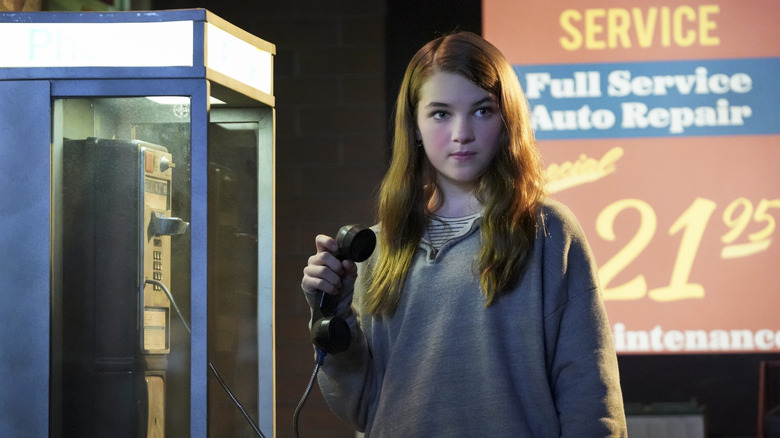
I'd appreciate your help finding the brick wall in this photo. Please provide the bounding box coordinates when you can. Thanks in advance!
[261,5,388,438]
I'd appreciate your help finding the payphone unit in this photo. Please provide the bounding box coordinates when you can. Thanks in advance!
[62,137,188,437]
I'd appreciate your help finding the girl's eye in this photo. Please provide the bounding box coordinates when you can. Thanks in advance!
[475,107,493,117]
[432,111,448,120]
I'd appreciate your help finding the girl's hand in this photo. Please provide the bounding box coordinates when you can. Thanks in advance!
[301,234,358,307]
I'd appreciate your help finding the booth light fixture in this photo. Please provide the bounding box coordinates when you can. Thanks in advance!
[206,23,273,96]
[0,21,194,68]
[145,96,226,105]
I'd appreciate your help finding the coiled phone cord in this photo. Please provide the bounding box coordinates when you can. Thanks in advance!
[292,349,326,438]
[145,279,266,438]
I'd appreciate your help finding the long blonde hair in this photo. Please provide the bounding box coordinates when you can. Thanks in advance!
[364,32,546,316]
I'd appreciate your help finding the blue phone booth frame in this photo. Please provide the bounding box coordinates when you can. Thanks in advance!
[0,10,275,437]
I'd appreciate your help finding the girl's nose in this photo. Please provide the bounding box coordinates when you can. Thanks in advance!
[452,116,475,144]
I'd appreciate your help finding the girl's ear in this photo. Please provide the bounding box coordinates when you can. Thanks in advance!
[414,128,422,143]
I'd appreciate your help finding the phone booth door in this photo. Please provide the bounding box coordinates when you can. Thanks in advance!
[57,97,193,437]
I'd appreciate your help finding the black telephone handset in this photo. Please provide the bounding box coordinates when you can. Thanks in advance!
[310,224,376,355]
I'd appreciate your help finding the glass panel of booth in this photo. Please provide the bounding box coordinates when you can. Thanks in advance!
[51,97,274,437]
[206,106,274,438]
[51,96,192,437]
[206,120,260,436]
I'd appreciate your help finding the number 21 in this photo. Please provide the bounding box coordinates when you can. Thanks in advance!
[596,198,716,301]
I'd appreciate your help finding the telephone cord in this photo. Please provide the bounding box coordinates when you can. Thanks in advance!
[144,279,266,438]
[293,349,326,438]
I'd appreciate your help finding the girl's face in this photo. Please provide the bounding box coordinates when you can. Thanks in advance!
[415,71,503,196]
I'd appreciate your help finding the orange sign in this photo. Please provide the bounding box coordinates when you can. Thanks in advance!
[484,0,780,64]
[485,0,780,354]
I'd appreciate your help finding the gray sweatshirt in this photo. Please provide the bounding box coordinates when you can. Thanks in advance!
[316,199,627,437]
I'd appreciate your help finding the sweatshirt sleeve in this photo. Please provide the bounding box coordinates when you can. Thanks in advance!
[540,202,627,437]
[314,254,379,432]
[315,320,375,432]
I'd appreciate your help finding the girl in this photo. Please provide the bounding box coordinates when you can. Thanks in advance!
[301,31,626,437]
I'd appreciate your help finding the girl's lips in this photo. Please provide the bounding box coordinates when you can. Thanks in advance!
[451,151,476,160]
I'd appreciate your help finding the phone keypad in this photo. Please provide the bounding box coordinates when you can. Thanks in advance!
[152,250,163,290]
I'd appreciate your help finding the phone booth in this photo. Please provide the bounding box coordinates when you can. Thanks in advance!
[0,10,275,437]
